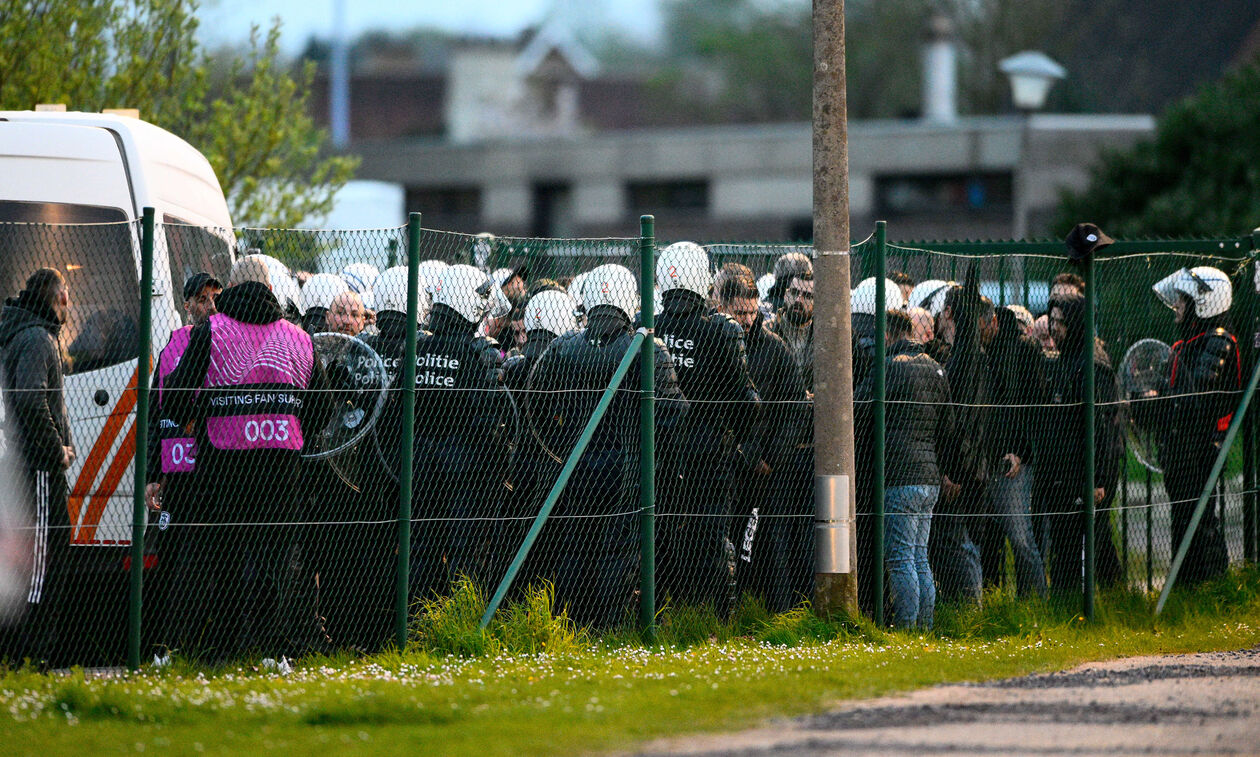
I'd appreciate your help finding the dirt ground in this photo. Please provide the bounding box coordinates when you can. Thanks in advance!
[635,647,1260,756]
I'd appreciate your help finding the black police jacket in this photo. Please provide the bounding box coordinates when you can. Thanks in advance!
[656,290,760,456]
[1160,322,1241,464]
[405,304,505,445]
[503,329,559,393]
[528,309,687,467]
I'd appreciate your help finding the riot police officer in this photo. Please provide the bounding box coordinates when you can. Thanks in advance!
[528,264,687,627]
[403,264,513,597]
[654,241,760,611]
[300,273,350,336]
[1148,266,1238,584]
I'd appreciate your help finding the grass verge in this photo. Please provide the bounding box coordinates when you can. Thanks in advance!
[2,567,1258,756]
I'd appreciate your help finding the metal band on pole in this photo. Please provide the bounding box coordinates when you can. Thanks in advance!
[638,215,657,636]
[395,213,421,649]
[128,207,155,670]
[872,221,887,626]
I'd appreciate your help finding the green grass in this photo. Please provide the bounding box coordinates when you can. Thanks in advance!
[3,568,1259,756]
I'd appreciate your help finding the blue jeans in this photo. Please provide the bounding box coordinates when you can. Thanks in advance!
[885,485,939,629]
[987,466,1047,597]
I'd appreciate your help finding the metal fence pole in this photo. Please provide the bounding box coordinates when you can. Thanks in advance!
[128,207,155,671]
[872,221,887,625]
[1245,233,1259,563]
[395,213,421,649]
[1083,253,1096,621]
[1145,467,1153,593]
[812,0,859,617]
[638,215,657,635]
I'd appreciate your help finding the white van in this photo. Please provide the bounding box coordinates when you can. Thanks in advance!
[0,110,235,550]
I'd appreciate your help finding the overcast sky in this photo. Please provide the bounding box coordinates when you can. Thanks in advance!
[196,0,663,53]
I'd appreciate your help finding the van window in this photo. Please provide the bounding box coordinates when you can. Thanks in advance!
[164,217,233,319]
[0,201,138,375]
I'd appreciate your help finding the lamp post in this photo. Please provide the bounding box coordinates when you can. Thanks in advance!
[1000,51,1065,241]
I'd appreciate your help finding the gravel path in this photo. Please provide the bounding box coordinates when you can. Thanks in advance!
[635,647,1260,756]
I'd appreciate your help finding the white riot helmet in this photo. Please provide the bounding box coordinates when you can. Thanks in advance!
[1153,266,1233,319]
[243,253,303,315]
[433,263,511,324]
[656,241,713,298]
[907,279,955,318]
[373,266,430,323]
[581,264,639,320]
[417,260,449,296]
[851,277,906,315]
[301,272,350,313]
[757,273,775,301]
[341,263,380,309]
[523,289,577,336]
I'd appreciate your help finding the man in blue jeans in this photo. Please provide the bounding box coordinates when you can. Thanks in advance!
[859,310,954,628]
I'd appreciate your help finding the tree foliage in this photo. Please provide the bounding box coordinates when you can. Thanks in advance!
[1055,62,1260,238]
[0,0,356,227]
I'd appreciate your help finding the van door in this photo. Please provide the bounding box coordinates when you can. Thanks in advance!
[0,203,141,546]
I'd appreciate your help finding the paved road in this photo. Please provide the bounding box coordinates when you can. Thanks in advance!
[637,647,1260,756]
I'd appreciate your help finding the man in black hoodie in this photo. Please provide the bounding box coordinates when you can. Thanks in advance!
[715,264,810,612]
[1040,293,1123,596]
[0,268,74,665]
[161,257,334,660]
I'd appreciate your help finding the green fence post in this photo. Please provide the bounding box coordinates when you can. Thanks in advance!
[997,254,1007,307]
[128,207,155,671]
[872,221,887,626]
[1245,231,1259,563]
[1083,252,1096,621]
[1121,438,1129,583]
[395,213,421,650]
[639,215,657,636]
[1145,467,1153,593]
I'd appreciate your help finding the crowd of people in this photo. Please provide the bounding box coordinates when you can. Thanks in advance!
[0,237,1243,663]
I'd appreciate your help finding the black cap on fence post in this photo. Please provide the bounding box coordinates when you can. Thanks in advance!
[1064,222,1114,264]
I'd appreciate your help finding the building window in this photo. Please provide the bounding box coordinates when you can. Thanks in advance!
[875,173,1012,216]
[627,180,709,214]
[405,186,481,232]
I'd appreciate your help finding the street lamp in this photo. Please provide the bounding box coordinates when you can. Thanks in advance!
[1000,51,1065,243]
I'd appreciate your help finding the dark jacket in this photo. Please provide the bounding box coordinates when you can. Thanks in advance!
[503,329,558,392]
[987,310,1045,466]
[770,309,814,393]
[940,302,990,487]
[1040,295,1122,493]
[529,308,688,465]
[0,296,71,471]
[1159,315,1240,465]
[656,290,760,456]
[743,313,808,470]
[857,339,954,487]
[407,304,506,445]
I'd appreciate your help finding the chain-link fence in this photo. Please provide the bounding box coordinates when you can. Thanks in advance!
[0,214,1256,668]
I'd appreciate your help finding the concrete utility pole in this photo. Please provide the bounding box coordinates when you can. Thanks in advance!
[812,0,858,616]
